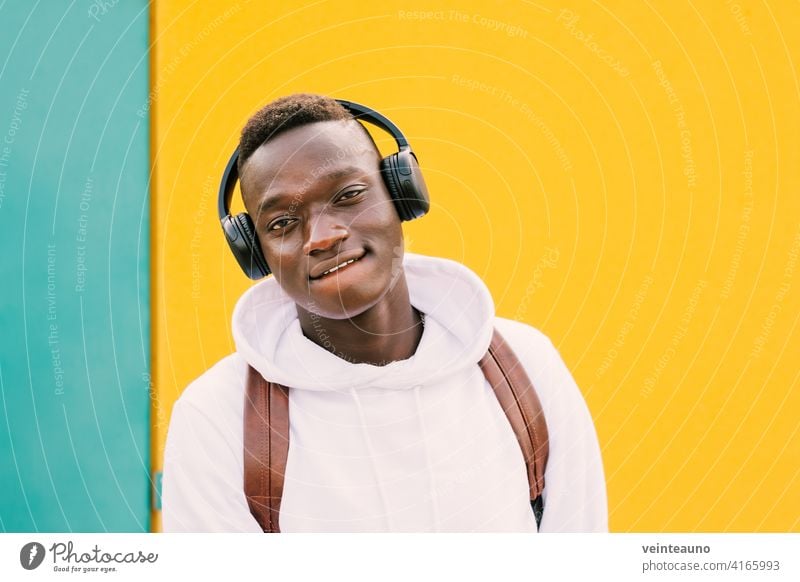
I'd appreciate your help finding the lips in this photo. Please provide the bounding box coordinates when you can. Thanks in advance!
[309,250,367,280]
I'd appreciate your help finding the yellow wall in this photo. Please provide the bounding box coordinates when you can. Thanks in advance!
[152,0,800,532]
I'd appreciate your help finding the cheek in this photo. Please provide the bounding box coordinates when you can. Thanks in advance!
[359,215,402,278]
[260,237,304,278]
[357,200,402,241]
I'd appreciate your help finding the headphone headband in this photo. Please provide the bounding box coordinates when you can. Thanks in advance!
[218,100,411,221]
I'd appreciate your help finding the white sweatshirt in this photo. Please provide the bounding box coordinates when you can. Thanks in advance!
[162,253,607,532]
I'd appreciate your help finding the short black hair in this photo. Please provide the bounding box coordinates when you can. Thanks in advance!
[238,93,359,173]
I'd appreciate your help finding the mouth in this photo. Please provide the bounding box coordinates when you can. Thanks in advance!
[309,251,367,281]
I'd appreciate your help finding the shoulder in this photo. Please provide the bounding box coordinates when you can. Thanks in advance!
[492,316,560,378]
[168,353,249,440]
[490,316,580,412]
[176,353,247,408]
[493,317,555,353]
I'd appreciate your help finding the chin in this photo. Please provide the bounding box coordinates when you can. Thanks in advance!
[301,277,391,320]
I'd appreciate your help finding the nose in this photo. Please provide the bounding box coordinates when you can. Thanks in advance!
[303,212,349,255]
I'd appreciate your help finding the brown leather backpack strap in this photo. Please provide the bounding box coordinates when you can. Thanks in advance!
[479,329,549,505]
[243,365,290,533]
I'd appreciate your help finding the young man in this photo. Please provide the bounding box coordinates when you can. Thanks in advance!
[162,94,607,532]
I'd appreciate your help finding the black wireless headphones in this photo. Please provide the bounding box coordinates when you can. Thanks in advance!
[218,99,431,279]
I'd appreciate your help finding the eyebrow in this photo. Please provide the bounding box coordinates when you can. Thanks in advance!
[257,193,293,215]
[256,165,367,215]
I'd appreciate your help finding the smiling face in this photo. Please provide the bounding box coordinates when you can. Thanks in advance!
[239,120,404,319]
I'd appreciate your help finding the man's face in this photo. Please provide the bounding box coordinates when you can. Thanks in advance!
[240,120,404,319]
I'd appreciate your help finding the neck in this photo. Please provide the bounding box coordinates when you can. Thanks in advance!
[296,274,424,366]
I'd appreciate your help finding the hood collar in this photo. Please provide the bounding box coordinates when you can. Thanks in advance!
[232,253,495,391]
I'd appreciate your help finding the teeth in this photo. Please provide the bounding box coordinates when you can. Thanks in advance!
[322,258,358,276]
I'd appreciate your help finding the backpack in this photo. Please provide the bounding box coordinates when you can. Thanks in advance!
[243,328,549,532]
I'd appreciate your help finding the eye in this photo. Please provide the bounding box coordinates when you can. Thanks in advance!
[267,216,296,232]
[336,188,365,202]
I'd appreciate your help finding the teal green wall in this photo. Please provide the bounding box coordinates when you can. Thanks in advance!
[0,2,150,531]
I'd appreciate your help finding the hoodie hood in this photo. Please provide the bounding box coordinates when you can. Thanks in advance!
[232,253,495,392]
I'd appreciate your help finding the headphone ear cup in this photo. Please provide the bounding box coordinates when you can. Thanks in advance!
[235,213,271,278]
[221,213,271,279]
[380,150,430,221]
